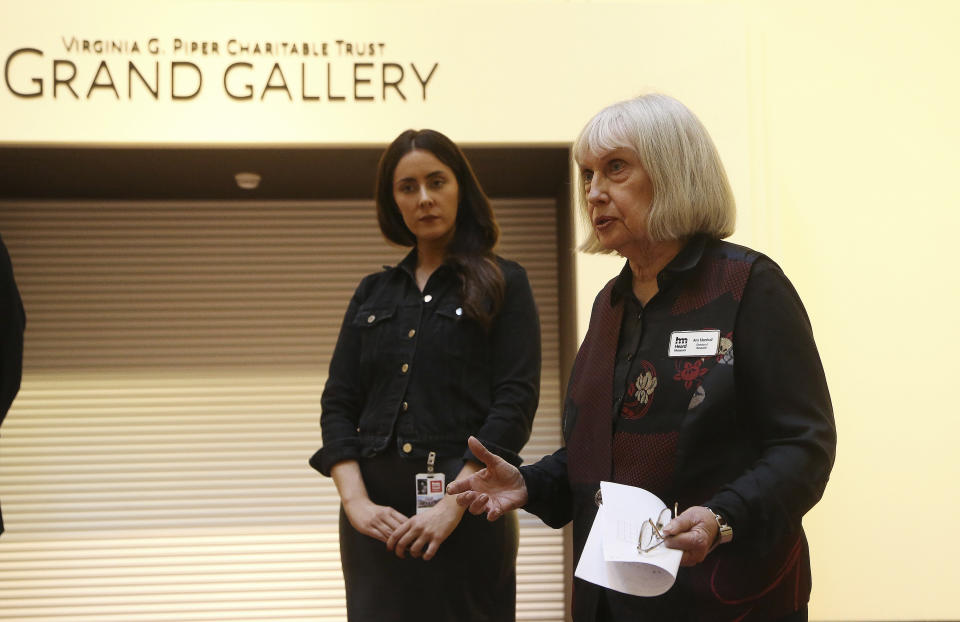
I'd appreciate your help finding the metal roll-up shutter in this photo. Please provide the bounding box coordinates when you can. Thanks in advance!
[0,199,566,621]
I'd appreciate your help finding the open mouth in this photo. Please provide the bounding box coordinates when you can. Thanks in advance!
[594,216,614,228]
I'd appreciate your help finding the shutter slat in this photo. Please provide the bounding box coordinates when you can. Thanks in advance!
[0,198,566,620]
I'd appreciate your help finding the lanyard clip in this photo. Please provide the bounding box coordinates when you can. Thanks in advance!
[427,451,436,474]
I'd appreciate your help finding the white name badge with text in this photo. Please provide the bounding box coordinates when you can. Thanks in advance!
[668,330,720,357]
[415,472,446,514]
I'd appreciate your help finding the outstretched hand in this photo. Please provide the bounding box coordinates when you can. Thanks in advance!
[445,436,528,521]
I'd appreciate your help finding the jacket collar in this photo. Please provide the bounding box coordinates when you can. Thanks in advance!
[395,247,419,279]
[610,234,710,306]
[393,247,456,286]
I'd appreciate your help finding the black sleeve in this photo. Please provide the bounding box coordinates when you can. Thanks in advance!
[520,447,573,528]
[0,235,25,426]
[704,257,836,553]
[310,278,370,476]
[467,262,542,466]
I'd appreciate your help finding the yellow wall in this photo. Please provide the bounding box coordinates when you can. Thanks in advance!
[578,3,960,619]
[748,2,960,619]
[2,1,959,619]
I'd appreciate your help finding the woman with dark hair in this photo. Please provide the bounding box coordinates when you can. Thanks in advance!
[310,129,541,621]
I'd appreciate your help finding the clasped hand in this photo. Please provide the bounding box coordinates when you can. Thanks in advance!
[342,494,465,561]
[385,495,465,560]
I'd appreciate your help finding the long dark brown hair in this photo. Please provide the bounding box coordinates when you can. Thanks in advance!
[375,129,504,329]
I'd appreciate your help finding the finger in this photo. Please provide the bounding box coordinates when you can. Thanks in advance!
[468,494,489,515]
[422,539,440,561]
[393,526,420,559]
[386,520,412,551]
[391,537,406,558]
[663,531,699,551]
[446,468,491,496]
[662,514,695,537]
[663,532,687,550]
[368,526,389,544]
[384,509,407,530]
[457,491,483,512]
[453,491,477,507]
[408,535,427,559]
[466,435,497,467]
[446,478,473,495]
[664,528,711,559]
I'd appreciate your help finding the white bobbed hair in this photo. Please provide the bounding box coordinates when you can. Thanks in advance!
[573,94,736,253]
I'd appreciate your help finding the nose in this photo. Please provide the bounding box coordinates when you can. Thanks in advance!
[586,175,607,206]
[418,185,434,207]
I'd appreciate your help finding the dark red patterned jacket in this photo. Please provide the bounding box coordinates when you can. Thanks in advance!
[521,237,836,621]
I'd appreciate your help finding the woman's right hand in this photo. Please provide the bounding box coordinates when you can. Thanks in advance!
[341,497,408,544]
[445,436,528,521]
[331,459,408,543]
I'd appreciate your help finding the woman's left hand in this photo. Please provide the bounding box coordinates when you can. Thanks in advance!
[661,506,721,567]
[386,495,465,560]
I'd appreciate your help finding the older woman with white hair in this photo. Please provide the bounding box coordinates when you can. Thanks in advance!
[448,94,836,621]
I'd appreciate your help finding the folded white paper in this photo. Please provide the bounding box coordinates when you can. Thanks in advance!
[573,481,682,597]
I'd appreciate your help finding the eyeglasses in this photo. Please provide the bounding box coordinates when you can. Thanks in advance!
[594,490,678,556]
[637,502,678,554]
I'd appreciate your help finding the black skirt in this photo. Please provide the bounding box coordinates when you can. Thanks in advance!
[339,451,518,622]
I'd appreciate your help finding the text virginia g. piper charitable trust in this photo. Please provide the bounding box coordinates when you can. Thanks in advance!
[3,38,440,102]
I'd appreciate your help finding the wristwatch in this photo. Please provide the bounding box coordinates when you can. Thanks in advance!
[705,507,733,546]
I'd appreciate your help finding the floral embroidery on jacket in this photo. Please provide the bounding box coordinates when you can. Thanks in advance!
[717,332,734,365]
[621,360,658,419]
[673,358,709,389]
[688,385,706,409]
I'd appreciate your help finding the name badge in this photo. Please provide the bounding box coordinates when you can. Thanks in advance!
[415,473,446,514]
[668,330,720,357]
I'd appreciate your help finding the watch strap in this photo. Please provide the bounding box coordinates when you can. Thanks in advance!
[704,506,733,546]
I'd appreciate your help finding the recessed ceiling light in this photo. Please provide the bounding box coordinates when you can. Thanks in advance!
[235,172,261,190]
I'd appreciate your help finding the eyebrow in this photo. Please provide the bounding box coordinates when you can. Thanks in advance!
[579,148,630,168]
[395,170,448,184]
[602,148,631,160]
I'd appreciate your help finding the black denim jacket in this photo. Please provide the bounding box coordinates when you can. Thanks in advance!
[311,250,541,476]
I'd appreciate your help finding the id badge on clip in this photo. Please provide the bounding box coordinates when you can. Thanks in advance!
[415,451,445,514]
